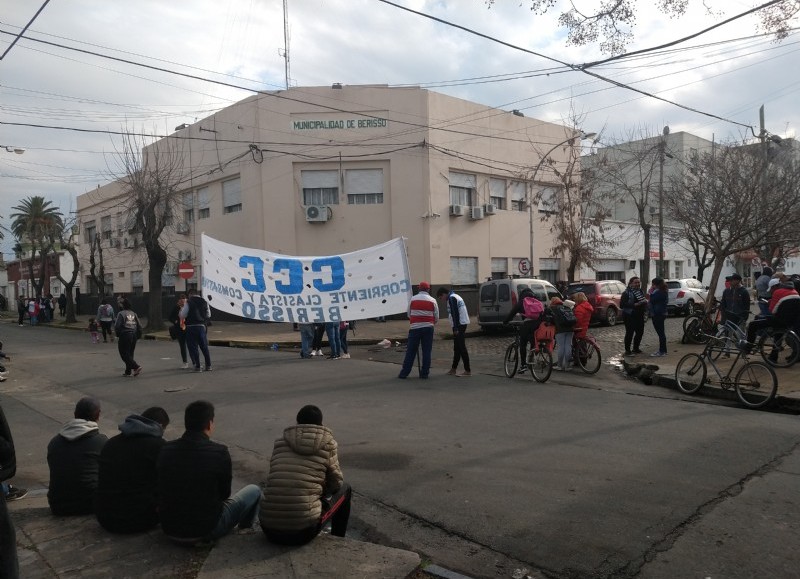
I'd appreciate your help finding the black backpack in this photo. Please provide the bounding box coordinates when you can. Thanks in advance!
[553,305,577,329]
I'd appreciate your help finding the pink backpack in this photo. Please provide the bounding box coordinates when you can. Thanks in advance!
[522,296,543,319]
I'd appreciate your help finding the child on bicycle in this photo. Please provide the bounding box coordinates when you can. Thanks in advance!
[503,288,544,374]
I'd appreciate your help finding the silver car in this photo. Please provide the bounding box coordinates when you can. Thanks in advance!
[666,278,708,315]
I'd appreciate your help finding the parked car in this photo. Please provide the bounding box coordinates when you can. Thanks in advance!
[566,280,626,326]
[666,278,708,316]
[478,278,562,330]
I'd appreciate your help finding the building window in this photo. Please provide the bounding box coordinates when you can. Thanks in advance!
[197,186,210,219]
[346,169,383,204]
[538,185,559,214]
[510,181,526,212]
[84,221,96,244]
[183,192,194,223]
[450,256,478,285]
[489,178,507,210]
[449,172,476,207]
[101,216,112,240]
[491,257,508,280]
[222,177,242,214]
[302,170,339,205]
[131,270,144,296]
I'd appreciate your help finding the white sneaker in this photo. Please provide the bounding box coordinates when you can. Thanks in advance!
[311,350,318,357]
[342,353,350,359]
[181,362,189,369]
[316,350,324,356]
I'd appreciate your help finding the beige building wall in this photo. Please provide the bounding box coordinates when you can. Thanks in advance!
[76,86,576,293]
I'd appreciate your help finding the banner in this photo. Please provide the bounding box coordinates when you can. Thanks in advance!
[201,234,412,323]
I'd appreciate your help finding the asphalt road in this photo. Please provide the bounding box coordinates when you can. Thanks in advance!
[3,320,799,579]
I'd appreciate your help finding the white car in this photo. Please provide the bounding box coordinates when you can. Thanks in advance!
[666,278,708,315]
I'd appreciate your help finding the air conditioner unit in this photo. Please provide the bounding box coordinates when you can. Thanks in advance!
[470,207,485,220]
[112,238,121,248]
[178,250,192,261]
[123,238,130,248]
[176,222,190,235]
[484,203,497,215]
[449,204,465,217]
[649,206,658,214]
[164,261,179,275]
[305,205,329,222]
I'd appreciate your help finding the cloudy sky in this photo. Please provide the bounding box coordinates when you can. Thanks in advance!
[1,0,798,257]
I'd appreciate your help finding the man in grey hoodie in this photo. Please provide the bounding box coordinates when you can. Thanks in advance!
[47,397,108,515]
[95,407,169,533]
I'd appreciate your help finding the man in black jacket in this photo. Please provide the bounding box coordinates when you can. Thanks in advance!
[47,397,108,515]
[180,290,212,372]
[95,407,170,533]
[157,401,261,542]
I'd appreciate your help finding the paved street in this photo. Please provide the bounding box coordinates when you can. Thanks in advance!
[3,319,800,579]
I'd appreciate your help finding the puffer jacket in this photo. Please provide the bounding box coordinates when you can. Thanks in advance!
[260,424,343,532]
[573,301,594,338]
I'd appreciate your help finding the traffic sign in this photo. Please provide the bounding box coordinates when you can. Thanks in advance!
[178,261,195,279]
[518,258,531,275]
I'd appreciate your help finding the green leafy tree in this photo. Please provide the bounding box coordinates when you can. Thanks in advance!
[10,196,63,298]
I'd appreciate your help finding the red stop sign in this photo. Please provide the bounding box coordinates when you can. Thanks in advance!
[178,261,195,279]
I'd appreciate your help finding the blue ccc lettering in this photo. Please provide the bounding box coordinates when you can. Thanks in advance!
[239,255,345,294]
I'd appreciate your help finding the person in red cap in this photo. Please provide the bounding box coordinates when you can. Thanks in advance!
[398,282,439,379]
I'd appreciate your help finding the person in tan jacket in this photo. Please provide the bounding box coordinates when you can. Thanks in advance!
[259,405,351,545]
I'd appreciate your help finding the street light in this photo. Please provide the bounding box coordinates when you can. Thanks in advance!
[2,145,25,154]
[528,130,597,277]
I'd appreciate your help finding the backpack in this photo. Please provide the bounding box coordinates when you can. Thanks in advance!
[553,304,577,329]
[522,296,543,320]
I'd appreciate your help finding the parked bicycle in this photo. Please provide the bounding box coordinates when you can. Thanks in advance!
[713,313,800,368]
[503,324,553,383]
[682,303,721,345]
[571,333,602,374]
[675,327,778,409]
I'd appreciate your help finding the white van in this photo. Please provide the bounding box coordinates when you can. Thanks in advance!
[478,278,562,330]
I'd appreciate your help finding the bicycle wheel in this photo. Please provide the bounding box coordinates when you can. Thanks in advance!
[735,361,778,409]
[675,353,707,394]
[575,339,601,374]
[503,342,519,378]
[529,348,553,383]
[683,314,702,334]
[758,330,800,368]
[684,318,710,345]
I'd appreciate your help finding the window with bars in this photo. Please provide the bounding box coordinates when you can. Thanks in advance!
[346,168,383,204]
[510,181,526,212]
[131,270,144,295]
[222,177,242,214]
[101,216,112,240]
[449,172,476,206]
[84,221,96,244]
[183,192,194,223]
[302,170,339,205]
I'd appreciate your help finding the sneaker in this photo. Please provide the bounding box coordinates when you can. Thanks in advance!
[205,366,213,372]
[518,365,527,374]
[633,349,643,354]
[194,367,203,372]
[624,350,632,356]
[133,367,143,377]
[122,373,132,377]
[311,350,318,357]
[457,372,472,377]
[316,350,324,356]
[0,371,8,377]
[0,376,6,382]
[182,362,189,369]
[341,353,350,359]
[446,368,458,375]
[650,351,666,357]
[5,486,27,501]
[737,340,754,354]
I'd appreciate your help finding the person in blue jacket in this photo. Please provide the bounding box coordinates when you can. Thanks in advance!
[648,277,669,357]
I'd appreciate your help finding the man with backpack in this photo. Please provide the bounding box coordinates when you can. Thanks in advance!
[503,288,544,374]
[436,287,471,377]
[97,298,116,343]
[547,297,577,371]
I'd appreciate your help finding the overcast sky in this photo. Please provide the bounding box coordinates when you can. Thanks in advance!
[2,0,798,258]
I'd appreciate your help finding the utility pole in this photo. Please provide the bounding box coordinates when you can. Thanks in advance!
[282,0,291,90]
[657,125,669,279]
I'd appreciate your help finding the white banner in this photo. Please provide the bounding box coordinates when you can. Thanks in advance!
[201,234,412,323]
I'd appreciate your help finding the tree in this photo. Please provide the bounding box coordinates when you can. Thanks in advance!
[530,124,614,281]
[584,130,666,283]
[489,0,799,55]
[111,132,185,330]
[9,196,63,298]
[663,140,800,308]
[87,235,109,299]
[53,218,81,324]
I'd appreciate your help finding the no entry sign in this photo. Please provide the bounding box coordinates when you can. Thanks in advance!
[178,261,195,279]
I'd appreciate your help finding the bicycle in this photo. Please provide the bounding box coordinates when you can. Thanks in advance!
[571,332,602,374]
[682,304,721,345]
[674,330,778,409]
[503,324,553,383]
[715,312,800,368]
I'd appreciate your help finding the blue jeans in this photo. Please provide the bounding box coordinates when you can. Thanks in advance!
[209,484,262,540]
[325,323,341,357]
[299,324,315,357]
[399,326,434,378]
[555,331,573,368]
[186,324,211,369]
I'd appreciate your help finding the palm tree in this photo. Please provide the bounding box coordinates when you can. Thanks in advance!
[10,196,63,298]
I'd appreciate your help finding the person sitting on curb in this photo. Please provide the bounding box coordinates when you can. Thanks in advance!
[95,407,170,533]
[0,404,20,576]
[47,397,108,516]
[260,405,351,545]
[157,400,261,543]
